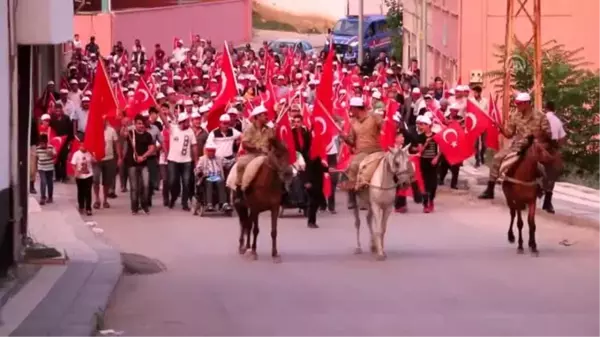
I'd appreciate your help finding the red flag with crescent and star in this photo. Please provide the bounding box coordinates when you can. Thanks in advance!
[128,79,155,118]
[433,121,471,165]
[485,93,501,151]
[464,99,493,151]
[275,113,297,164]
[205,42,238,132]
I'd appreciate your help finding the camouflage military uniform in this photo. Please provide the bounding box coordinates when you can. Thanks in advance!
[235,122,275,186]
[488,109,551,180]
[343,113,383,189]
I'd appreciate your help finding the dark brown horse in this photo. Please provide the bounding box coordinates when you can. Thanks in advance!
[502,135,553,256]
[235,138,289,262]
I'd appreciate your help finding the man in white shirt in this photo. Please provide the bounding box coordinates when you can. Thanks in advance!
[471,86,489,167]
[72,96,90,140]
[542,101,566,214]
[206,114,241,161]
[92,118,122,210]
[162,112,198,210]
[172,39,189,64]
[58,88,77,118]
[67,79,83,108]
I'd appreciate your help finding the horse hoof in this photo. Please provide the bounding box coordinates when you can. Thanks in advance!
[517,248,525,254]
[370,245,377,253]
[354,247,363,255]
[250,252,258,260]
[238,247,247,255]
[507,235,515,244]
[530,249,540,257]
[375,254,387,261]
[272,255,282,263]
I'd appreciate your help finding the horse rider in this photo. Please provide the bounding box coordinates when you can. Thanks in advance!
[339,96,383,208]
[234,105,276,201]
[478,92,552,199]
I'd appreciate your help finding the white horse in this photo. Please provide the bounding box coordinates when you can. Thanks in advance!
[351,146,413,261]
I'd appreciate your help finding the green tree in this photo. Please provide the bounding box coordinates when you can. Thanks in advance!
[487,39,600,184]
[384,0,403,61]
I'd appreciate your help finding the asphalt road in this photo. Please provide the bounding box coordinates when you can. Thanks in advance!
[75,185,600,336]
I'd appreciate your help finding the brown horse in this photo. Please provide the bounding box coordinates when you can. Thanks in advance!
[502,135,553,256]
[234,138,290,262]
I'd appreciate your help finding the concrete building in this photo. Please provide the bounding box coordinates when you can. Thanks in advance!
[0,0,73,274]
[402,0,599,86]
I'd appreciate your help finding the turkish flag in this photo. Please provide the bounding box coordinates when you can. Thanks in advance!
[84,59,117,161]
[261,79,277,120]
[464,99,492,148]
[379,100,399,150]
[46,127,67,164]
[128,79,155,117]
[433,121,471,165]
[485,93,501,151]
[336,143,352,171]
[322,173,332,198]
[275,114,297,164]
[205,43,238,132]
[67,138,81,176]
[310,46,337,160]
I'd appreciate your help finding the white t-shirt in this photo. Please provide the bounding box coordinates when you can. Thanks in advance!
[172,47,189,63]
[546,111,566,140]
[70,150,94,179]
[206,128,241,158]
[167,126,197,163]
[102,126,119,161]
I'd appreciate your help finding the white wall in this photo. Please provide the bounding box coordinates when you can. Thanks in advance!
[16,0,73,45]
[0,0,10,191]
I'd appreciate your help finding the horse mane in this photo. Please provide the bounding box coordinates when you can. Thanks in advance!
[505,135,535,178]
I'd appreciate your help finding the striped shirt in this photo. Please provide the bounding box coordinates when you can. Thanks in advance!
[36,145,56,171]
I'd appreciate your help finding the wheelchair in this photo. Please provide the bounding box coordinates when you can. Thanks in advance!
[193,158,236,217]
[279,172,308,218]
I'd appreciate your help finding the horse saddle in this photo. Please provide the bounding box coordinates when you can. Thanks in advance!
[499,151,546,181]
[240,155,268,192]
[356,151,386,190]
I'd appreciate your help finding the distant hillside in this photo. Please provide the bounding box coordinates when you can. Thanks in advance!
[252,1,335,34]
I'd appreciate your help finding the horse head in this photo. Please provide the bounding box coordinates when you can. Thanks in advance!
[386,145,413,190]
[267,137,292,188]
[521,134,553,165]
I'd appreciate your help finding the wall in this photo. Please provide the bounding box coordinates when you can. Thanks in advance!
[256,0,386,22]
[73,0,251,55]
[402,0,600,87]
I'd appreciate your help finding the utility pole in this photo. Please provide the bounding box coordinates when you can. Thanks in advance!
[532,0,542,112]
[501,0,515,128]
[419,0,427,85]
[358,0,364,65]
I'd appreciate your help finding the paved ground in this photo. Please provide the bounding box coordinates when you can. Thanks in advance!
[71,185,600,336]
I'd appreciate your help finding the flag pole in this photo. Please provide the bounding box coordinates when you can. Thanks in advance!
[223,40,240,95]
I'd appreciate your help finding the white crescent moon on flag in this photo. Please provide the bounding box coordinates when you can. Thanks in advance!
[465,112,477,132]
[279,125,289,139]
[53,137,62,148]
[315,116,327,136]
[218,72,227,98]
[139,89,149,102]
[442,128,458,144]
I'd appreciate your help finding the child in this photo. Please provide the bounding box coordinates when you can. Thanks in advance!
[35,134,56,205]
[414,115,441,213]
[71,144,94,215]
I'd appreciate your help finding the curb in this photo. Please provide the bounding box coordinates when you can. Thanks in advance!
[10,200,122,336]
[458,175,599,231]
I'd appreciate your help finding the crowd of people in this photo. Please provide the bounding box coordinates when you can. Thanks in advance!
[29,33,566,226]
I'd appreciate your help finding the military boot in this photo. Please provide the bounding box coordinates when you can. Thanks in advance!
[478,181,495,199]
[542,192,555,214]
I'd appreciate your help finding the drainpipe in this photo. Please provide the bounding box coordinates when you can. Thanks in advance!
[101,0,111,12]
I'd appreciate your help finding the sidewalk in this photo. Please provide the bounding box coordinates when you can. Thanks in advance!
[0,184,121,336]
[458,159,599,230]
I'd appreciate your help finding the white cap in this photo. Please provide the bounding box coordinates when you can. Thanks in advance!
[177,112,189,122]
[41,114,51,120]
[449,103,461,110]
[416,115,432,125]
[80,78,88,83]
[349,97,364,107]
[295,73,302,79]
[184,99,194,106]
[127,91,135,97]
[84,90,92,96]
[156,93,165,100]
[339,89,347,94]
[227,107,239,114]
[250,105,268,117]
[210,92,217,97]
[82,96,91,102]
[69,79,78,84]
[515,92,531,102]
[204,141,217,150]
[386,69,394,75]
[59,88,69,94]
[173,75,181,81]
[424,94,433,99]
[191,111,201,119]
[219,114,231,122]
[382,83,389,88]
[374,109,384,116]
[277,75,284,80]
[166,87,176,94]
[411,87,421,94]
[372,91,382,99]
[266,121,275,128]
[352,82,360,87]
[448,89,455,95]
[199,105,211,113]
[47,81,55,85]
[141,110,150,117]
[161,76,168,82]
[279,98,286,104]
[458,85,470,91]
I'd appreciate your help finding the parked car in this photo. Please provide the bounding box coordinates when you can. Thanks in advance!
[324,14,394,60]
[268,39,316,58]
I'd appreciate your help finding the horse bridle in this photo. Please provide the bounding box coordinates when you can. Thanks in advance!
[368,152,412,190]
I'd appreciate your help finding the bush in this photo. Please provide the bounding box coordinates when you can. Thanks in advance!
[252,10,298,33]
[487,40,600,186]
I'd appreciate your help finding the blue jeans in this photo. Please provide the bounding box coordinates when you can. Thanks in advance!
[38,170,54,199]
[167,161,193,207]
